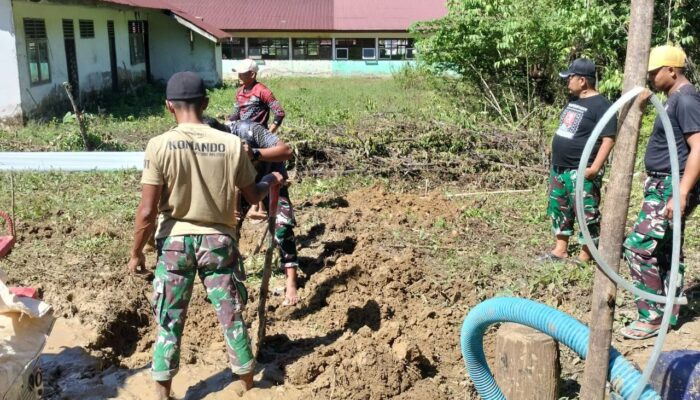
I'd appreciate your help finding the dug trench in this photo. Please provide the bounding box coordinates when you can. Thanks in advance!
[3,183,699,399]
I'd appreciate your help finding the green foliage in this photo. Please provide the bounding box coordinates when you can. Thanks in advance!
[411,0,700,124]
[412,0,629,123]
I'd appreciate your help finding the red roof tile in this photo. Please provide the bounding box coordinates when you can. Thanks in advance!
[334,0,447,31]
[99,0,231,40]
[165,0,445,32]
[167,0,333,31]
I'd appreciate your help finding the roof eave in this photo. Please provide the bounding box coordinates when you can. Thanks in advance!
[172,12,230,42]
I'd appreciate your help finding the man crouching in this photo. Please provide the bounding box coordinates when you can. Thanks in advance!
[127,71,283,399]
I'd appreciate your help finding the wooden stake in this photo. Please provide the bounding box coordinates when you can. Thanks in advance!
[580,1,654,398]
[62,82,92,151]
[254,185,280,358]
[495,323,560,399]
[10,172,15,236]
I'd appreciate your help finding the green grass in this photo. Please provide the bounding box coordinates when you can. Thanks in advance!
[0,76,460,152]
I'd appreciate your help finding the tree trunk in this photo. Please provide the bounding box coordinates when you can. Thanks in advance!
[580,1,654,398]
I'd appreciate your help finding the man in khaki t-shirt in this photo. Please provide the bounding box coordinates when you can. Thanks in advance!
[127,71,282,399]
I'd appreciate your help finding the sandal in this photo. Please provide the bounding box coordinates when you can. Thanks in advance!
[620,321,661,340]
[536,253,565,263]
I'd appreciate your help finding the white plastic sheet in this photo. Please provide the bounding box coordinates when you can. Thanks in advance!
[0,152,144,172]
[0,269,54,397]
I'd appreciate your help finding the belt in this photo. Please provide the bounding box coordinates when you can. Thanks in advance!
[552,165,576,174]
[646,170,671,178]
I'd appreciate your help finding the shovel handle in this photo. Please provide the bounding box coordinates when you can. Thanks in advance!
[267,184,280,221]
[254,183,280,359]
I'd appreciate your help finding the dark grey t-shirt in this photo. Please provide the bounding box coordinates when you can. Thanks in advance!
[551,94,617,169]
[229,120,288,179]
[644,85,700,173]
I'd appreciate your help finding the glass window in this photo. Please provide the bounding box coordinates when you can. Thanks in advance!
[128,20,146,65]
[24,18,50,85]
[222,38,245,60]
[378,39,416,60]
[292,38,332,60]
[334,38,375,60]
[335,48,348,60]
[248,38,289,60]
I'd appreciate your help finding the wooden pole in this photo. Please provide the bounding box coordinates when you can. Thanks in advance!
[254,185,280,358]
[495,323,560,399]
[580,1,654,398]
[62,82,92,151]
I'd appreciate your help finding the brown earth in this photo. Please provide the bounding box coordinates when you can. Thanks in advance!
[3,184,699,399]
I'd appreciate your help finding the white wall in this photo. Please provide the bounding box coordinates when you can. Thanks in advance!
[224,60,333,78]
[221,31,416,78]
[12,1,148,116]
[0,0,23,122]
[148,12,221,86]
[10,1,221,118]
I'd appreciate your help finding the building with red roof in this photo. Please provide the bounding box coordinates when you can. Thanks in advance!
[167,0,447,76]
[0,0,446,122]
[1,0,232,122]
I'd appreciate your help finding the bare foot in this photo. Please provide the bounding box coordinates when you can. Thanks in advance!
[154,380,172,400]
[620,320,662,340]
[282,269,299,306]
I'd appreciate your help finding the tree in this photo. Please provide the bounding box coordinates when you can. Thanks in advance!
[412,0,629,124]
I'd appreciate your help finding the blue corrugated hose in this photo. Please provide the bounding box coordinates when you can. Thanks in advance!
[460,297,660,399]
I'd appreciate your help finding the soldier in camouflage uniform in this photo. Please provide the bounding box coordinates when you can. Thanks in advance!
[127,72,283,399]
[540,58,617,263]
[621,46,700,339]
[205,117,300,306]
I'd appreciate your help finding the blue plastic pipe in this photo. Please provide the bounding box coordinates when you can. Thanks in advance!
[460,297,661,399]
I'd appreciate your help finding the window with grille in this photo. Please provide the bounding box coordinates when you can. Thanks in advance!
[247,38,288,60]
[222,38,245,60]
[292,38,332,60]
[62,19,74,38]
[24,18,50,85]
[79,20,94,38]
[334,38,376,60]
[378,39,416,60]
[128,20,146,65]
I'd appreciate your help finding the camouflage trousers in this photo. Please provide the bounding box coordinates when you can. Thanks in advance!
[241,187,298,270]
[151,234,254,381]
[623,176,700,325]
[547,167,603,244]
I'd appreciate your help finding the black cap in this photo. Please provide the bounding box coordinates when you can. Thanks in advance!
[559,58,596,79]
[166,71,206,100]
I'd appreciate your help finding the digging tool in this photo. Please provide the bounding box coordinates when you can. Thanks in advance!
[0,210,15,259]
[254,184,280,358]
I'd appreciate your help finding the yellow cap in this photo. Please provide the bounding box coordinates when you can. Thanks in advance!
[648,45,687,71]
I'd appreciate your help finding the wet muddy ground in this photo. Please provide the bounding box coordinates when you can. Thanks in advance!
[3,183,699,399]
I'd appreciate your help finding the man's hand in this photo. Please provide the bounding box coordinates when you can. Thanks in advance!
[269,123,279,133]
[262,171,285,187]
[243,143,254,159]
[665,195,687,220]
[127,252,146,274]
[584,167,599,180]
[637,88,653,111]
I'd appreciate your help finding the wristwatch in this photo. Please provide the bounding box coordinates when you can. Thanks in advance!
[252,148,261,161]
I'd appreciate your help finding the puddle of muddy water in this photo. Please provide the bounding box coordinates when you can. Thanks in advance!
[41,318,302,399]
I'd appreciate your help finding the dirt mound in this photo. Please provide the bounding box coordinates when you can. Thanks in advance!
[5,182,698,399]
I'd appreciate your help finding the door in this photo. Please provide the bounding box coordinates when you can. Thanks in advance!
[143,21,151,82]
[62,19,79,98]
[107,21,118,91]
